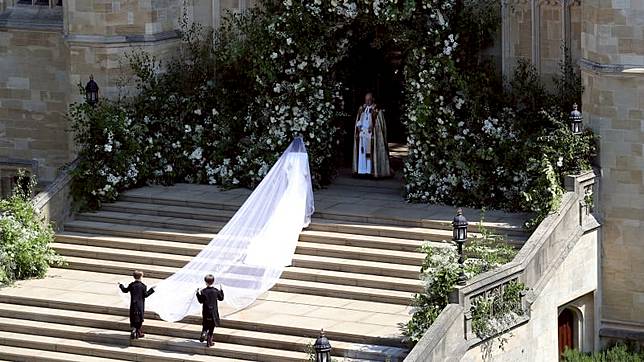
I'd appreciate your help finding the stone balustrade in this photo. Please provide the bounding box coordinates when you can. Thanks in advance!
[31,159,76,230]
[405,170,600,361]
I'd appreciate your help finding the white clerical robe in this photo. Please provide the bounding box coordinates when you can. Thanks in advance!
[356,106,373,174]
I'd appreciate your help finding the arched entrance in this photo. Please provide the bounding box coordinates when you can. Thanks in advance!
[558,308,577,356]
[336,29,406,168]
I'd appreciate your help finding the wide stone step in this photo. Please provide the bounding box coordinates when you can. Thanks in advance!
[118,189,528,238]
[118,194,431,230]
[0,303,407,361]
[0,345,118,362]
[52,243,423,293]
[55,231,427,266]
[299,230,427,252]
[56,256,414,305]
[63,220,433,253]
[0,317,306,362]
[0,290,407,348]
[53,242,421,280]
[75,210,463,243]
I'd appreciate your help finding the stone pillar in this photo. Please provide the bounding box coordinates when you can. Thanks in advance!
[580,0,644,337]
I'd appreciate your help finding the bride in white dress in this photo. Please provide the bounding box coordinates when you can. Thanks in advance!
[139,137,314,322]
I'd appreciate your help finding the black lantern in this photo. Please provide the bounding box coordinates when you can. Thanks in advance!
[85,74,99,106]
[452,208,468,285]
[570,103,583,135]
[313,329,332,362]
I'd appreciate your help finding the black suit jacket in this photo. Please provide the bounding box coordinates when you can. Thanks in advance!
[120,280,154,324]
[196,286,224,326]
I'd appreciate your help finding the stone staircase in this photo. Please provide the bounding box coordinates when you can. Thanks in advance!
[0,178,527,361]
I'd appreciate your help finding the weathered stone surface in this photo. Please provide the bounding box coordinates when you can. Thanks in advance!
[0,27,71,182]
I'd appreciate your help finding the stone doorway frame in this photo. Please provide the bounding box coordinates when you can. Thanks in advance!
[557,292,596,354]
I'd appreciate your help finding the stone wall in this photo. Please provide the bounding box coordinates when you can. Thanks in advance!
[0,27,71,182]
[502,0,582,82]
[64,0,181,37]
[583,72,644,322]
[461,229,599,361]
[0,1,183,183]
[581,0,644,333]
[66,38,181,101]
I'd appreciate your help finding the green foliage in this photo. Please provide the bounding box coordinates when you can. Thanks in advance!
[562,343,644,362]
[68,0,596,228]
[403,219,518,345]
[0,171,63,285]
[69,101,145,209]
[470,280,525,339]
[404,54,597,228]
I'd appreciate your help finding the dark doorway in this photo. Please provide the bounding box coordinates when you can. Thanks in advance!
[558,308,575,356]
[337,33,405,167]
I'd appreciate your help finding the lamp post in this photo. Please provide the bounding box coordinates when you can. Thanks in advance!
[453,208,468,286]
[570,103,583,135]
[313,329,332,362]
[85,74,99,106]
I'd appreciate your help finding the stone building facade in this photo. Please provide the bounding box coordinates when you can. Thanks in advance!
[502,0,644,347]
[0,0,642,352]
[0,0,258,186]
[0,0,183,184]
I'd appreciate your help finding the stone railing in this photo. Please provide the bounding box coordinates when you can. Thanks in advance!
[404,304,467,362]
[405,170,599,361]
[32,160,77,230]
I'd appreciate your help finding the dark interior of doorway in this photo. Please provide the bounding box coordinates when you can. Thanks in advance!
[337,33,406,168]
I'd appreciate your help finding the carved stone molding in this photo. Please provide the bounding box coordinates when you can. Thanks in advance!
[538,0,562,7]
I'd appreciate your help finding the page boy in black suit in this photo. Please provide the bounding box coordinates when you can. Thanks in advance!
[119,270,155,339]
[196,274,224,347]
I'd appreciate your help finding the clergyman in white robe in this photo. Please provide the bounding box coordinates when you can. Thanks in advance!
[352,93,391,178]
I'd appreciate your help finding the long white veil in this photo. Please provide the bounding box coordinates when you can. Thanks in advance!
[139,137,314,322]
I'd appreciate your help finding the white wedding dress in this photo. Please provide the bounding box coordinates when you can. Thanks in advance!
[133,137,314,322]
[356,106,372,174]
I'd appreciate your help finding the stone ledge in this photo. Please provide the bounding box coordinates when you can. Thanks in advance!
[600,319,644,342]
[580,58,644,76]
[64,30,180,45]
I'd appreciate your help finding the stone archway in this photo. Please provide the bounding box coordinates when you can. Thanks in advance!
[558,306,583,355]
[335,29,406,169]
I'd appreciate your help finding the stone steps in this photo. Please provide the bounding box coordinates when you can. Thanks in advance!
[53,240,422,293]
[75,209,461,243]
[63,220,433,253]
[0,302,406,360]
[0,290,407,348]
[0,293,408,361]
[55,231,427,265]
[91,203,529,245]
[52,240,421,280]
[118,188,528,239]
[0,345,118,362]
[2,180,498,361]
[0,318,304,362]
[57,256,413,305]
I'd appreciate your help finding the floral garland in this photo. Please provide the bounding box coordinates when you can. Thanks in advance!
[69,0,594,227]
[69,0,461,208]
